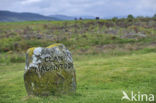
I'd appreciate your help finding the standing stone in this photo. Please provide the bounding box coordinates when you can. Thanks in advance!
[24,43,76,96]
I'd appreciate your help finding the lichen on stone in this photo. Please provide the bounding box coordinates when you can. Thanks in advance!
[27,47,36,57]
[47,43,61,48]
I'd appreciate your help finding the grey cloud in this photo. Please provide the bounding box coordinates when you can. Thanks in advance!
[0,0,155,17]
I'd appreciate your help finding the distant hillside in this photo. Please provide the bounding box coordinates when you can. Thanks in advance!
[49,15,75,20]
[81,16,95,19]
[49,15,96,20]
[0,10,59,22]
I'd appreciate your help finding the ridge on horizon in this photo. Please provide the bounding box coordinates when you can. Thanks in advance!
[0,10,97,22]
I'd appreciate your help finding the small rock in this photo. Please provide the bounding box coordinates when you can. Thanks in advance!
[122,32,146,39]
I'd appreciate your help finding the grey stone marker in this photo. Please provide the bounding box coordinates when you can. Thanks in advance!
[24,43,76,96]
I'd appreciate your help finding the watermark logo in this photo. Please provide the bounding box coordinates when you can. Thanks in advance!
[121,91,154,102]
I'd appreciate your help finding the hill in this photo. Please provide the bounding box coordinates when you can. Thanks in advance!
[0,10,97,22]
[49,15,75,20]
[49,15,96,20]
[0,17,156,53]
[0,10,59,22]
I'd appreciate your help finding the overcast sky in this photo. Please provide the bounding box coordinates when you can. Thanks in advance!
[0,0,156,17]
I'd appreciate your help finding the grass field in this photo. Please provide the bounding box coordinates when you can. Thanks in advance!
[0,18,156,103]
[0,52,155,103]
